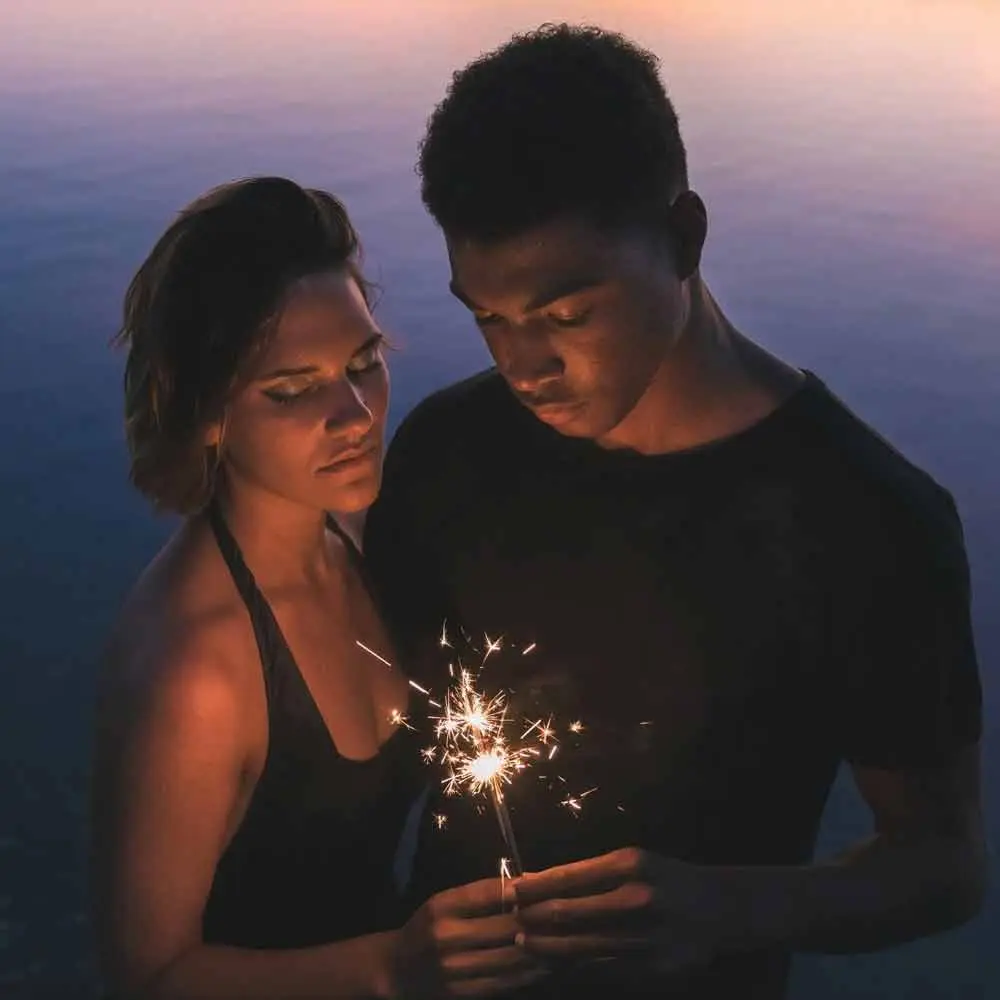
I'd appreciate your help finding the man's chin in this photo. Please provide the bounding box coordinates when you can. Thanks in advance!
[529,399,588,432]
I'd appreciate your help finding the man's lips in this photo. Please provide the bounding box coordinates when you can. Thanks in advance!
[525,398,584,423]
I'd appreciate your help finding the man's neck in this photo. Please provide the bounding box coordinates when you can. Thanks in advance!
[597,278,803,456]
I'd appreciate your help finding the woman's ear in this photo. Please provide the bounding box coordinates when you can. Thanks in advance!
[203,409,229,450]
[203,421,222,448]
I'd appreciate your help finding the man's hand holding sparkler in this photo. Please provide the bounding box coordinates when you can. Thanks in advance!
[382,875,548,998]
[512,847,755,978]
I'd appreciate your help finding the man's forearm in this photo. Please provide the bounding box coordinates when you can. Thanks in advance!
[716,831,988,955]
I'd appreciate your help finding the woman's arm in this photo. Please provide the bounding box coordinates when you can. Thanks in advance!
[91,631,542,1000]
[91,633,393,999]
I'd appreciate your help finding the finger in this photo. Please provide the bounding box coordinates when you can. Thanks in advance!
[436,912,521,952]
[450,967,547,997]
[517,882,656,931]
[443,944,541,980]
[519,931,653,960]
[434,877,515,917]
[514,847,647,906]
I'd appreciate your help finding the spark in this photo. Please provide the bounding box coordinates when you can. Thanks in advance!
[433,812,448,829]
[355,640,392,668]
[388,708,414,731]
[421,746,437,763]
[440,621,452,648]
[569,720,585,734]
[521,717,555,744]
[560,786,598,814]
[522,642,537,655]
[482,633,503,663]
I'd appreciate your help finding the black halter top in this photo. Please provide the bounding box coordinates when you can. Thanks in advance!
[201,505,428,948]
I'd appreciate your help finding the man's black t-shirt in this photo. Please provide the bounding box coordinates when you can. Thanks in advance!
[364,369,981,999]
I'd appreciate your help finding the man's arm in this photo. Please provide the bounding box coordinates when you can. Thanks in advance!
[515,484,987,968]
[713,744,988,954]
[755,481,988,952]
[513,747,987,969]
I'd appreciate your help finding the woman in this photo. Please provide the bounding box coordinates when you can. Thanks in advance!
[91,177,544,999]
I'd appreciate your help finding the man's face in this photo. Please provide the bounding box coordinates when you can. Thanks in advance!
[446,215,687,444]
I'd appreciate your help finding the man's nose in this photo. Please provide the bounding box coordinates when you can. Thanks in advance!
[497,328,564,395]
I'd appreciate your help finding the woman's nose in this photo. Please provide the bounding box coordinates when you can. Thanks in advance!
[324,380,374,441]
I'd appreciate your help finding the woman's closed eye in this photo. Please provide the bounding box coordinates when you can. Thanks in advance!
[261,337,386,404]
[262,378,319,404]
[346,337,385,377]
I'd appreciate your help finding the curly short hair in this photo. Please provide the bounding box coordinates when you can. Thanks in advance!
[418,23,689,243]
[114,176,370,515]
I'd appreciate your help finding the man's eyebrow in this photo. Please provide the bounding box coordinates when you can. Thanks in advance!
[257,334,383,380]
[523,275,603,313]
[449,276,604,315]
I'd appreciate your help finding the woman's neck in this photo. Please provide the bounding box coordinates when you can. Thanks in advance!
[211,479,336,590]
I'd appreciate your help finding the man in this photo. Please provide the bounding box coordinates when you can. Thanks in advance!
[364,24,986,999]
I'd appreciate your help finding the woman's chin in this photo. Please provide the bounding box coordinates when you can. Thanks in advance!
[322,477,380,516]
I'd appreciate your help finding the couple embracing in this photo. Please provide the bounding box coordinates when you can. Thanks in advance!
[92,24,986,1000]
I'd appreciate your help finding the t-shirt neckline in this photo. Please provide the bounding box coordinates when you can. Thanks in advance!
[519,369,825,475]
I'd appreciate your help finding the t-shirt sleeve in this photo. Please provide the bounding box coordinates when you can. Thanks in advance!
[364,408,452,678]
[835,489,982,770]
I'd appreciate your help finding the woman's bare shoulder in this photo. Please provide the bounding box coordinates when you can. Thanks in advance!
[100,518,259,729]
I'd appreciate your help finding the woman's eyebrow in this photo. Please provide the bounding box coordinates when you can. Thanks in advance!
[258,364,319,380]
[257,334,382,380]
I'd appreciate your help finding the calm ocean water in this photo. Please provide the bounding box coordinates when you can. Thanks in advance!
[0,1,996,996]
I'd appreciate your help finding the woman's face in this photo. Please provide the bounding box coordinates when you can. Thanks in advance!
[216,269,389,514]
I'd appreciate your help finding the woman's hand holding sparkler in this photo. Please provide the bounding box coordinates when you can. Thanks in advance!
[383,875,547,998]
[513,847,746,978]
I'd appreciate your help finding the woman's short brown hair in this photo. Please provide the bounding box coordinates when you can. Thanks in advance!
[114,176,372,515]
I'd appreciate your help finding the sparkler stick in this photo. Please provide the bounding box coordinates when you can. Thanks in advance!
[489,787,523,876]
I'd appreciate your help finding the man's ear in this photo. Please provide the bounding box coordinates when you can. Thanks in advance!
[669,190,708,281]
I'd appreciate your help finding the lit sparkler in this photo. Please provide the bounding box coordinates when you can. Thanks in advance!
[357,626,596,877]
[434,665,532,875]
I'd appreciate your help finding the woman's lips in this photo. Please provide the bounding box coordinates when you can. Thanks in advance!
[316,445,377,474]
